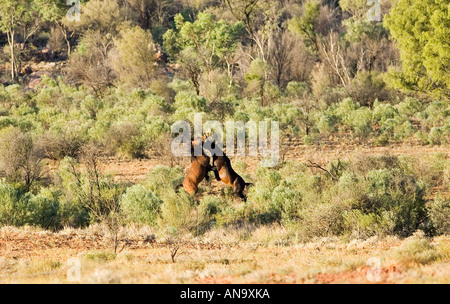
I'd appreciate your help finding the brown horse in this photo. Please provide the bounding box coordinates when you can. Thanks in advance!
[211,152,252,201]
[182,139,213,195]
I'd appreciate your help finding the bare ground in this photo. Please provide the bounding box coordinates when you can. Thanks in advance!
[0,226,449,284]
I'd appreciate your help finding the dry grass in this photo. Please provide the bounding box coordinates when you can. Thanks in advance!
[0,225,449,284]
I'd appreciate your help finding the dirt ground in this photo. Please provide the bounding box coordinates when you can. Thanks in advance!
[0,226,449,284]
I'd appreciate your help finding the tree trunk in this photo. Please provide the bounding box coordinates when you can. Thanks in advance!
[8,30,16,80]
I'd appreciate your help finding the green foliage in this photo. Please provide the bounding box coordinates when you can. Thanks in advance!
[67,0,131,35]
[0,126,43,189]
[427,195,450,235]
[289,0,321,54]
[104,121,146,158]
[170,91,207,122]
[244,58,275,105]
[0,181,65,230]
[0,180,32,226]
[27,188,60,229]
[395,230,440,265]
[163,12,244,94]
[112,26,156,88]
[121,184,162,226]
[0,0,449,242]
[143,166,184,198]
[384,0,450,97]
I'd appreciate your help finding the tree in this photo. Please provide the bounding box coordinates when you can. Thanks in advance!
[340,0,393,74]
[384,0,450,98]
[0,127,43,191]
[0,0,76,79]
[67,0,132,36]
[63,145,125,253]
[111,26,157,88]
[224,0,280,62]
[64,30,116,95]
[124,0,176,30]
[0,0,36,80]
[244,57,272,105]
[36,0,78,54]
[163,12,244,94]
[288,0,321,55]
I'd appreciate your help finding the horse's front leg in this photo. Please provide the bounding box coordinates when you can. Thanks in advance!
[211,167,221,181]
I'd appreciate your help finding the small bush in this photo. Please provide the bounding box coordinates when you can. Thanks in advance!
[121,184,162,226]
[170,91,207,122]
[84,251,117,262]
[104,122,146,158]
[0,126,43,189]
[28,188,60,230]
[0,181,32,226]
[428,127,446,145]
[395,230,439,265]
[270,184,302,223]
[158,189,198,233]
[144,166,184,198]
[427,196,450,235]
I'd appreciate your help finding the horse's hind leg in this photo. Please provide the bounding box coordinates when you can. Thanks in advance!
[212,168,221,181]
[233,179,246,201]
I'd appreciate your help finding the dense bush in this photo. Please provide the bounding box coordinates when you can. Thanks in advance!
[427,196,450,235]
[121,185,162,226]
[0,181,32,226]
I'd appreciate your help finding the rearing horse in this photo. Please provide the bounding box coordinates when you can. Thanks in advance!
[206,142,252,201]
[182,139,213,195]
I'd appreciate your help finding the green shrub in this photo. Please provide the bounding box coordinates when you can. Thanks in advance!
[298,200,350,239]
[0,126,43,190]
[395,121,416,139]
[84,251,117,262]
[104,121,146,158]
[0,181,32,226]
[335,98,359,123]
[158,188,197,233]
[317,111,339,134]
[428,127,446,145]
[121,184,162,226]
[270,184,302,224]
[144,166,184,198]
[141,117,171,150]
[247,185,273,222]
[0,84,26,104]
[347,107,373,138]
[197,195,223,230]
[364,169,427,236]
[347,72,389,107]
[419,101,447,128]
[426,196,450,235]
[373,102,398,123]
[286,81,309,98]
[294,155,429,239]
[57,200,90,228]
[28,188,60,230]
[395,97,423,118]
[254,166,281,189]
[395,230,439,265]
[170,91,207,122]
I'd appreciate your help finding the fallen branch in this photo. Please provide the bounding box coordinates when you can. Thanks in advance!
[306,160,338,181]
